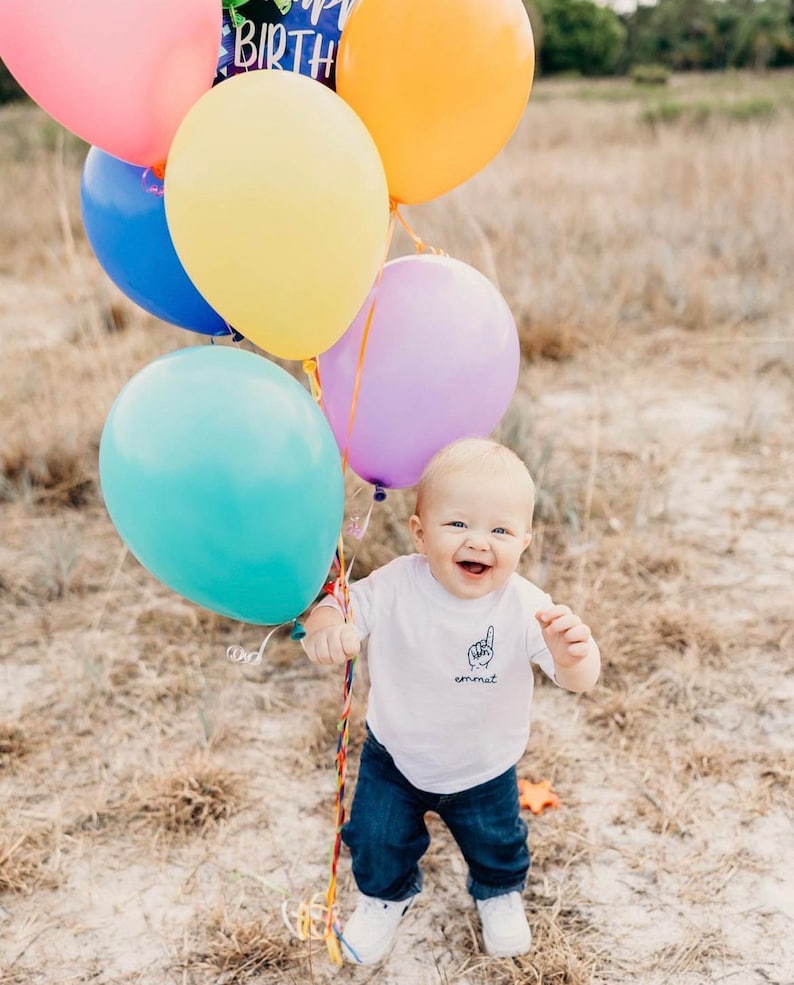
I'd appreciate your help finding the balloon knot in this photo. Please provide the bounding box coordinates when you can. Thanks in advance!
[141,166,165,197]
[290,619,306,641]
[373,484,387,503]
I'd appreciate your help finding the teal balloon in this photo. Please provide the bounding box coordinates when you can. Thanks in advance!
[99,345,343,625]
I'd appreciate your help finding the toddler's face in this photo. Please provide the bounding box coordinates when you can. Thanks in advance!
[409,470,532,600]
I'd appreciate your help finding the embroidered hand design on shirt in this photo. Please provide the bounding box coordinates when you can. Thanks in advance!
[468,626,495,670]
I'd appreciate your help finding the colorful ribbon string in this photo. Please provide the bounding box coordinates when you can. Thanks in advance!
[296,202,442,964]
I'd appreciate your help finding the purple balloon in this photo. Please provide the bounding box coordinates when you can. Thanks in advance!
[318,254,520,489]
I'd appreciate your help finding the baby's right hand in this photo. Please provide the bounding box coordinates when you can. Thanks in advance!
[302,623,361,666]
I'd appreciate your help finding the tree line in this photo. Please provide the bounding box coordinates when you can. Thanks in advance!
[528,0,794,76]
[2,0,793,104]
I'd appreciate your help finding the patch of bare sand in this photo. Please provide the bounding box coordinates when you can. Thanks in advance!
[518,340,794,985]
[0,274,78,352]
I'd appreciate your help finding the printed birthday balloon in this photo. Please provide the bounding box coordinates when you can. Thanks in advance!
[215,0,355,89]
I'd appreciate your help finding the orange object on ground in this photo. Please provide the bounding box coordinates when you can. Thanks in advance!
[518,778,560,814]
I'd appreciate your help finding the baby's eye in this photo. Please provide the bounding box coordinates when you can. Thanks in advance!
[492,527,509,535]
[446,521,466,529]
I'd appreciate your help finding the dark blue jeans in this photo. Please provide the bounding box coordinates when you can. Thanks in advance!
[342,727,530,902]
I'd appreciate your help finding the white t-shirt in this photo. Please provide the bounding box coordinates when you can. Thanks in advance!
[320,554,557,794]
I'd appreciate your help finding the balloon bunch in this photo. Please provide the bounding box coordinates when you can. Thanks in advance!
[2,0,535,961]
[0,0,534,625]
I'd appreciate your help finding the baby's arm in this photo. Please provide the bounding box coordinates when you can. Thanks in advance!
[536,604,601,693]
[302,603,361,666]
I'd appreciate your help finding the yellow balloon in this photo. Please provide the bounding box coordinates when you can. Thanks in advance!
[337,0,534,205]
[164,71,389,359]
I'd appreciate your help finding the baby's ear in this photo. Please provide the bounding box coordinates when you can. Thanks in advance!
[522,531,532,551]
[409,514,426,553]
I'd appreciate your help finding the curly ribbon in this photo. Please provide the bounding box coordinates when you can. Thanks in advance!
[226,619,304,665]
[394,203,447,257]
[281,893,344,964]
[226,628,277,666]
[344,486,377,542]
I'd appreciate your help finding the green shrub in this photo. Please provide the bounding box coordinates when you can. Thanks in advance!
[630,63,670,85]
[640,101,689,126]
[640,97,779,128]
[724,97,777,121]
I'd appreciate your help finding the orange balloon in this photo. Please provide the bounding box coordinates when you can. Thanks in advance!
[336,0,534,205]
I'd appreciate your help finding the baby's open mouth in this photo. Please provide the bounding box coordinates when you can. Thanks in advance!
[458,561,490,575]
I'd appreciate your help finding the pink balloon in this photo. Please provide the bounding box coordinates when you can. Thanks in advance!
[0,0,221,166]
[319,254,520,489]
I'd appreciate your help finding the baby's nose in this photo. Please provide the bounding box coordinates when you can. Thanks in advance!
[465,531,491,549]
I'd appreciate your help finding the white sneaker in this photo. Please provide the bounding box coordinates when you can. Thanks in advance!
[340,894,415,964]
[476,892,532,957]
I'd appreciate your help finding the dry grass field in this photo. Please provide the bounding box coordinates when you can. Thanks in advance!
[1,70,793,985]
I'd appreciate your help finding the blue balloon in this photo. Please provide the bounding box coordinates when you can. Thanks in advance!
[99,346,344,625]
[81,147,230,336]
[215,0,353,89]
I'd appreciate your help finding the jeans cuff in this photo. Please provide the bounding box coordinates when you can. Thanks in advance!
[467,875,526,901]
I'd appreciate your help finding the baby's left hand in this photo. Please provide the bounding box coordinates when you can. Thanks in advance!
[536,605,594,668]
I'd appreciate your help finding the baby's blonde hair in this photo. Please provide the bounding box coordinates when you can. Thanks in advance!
[415,438,536,521]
